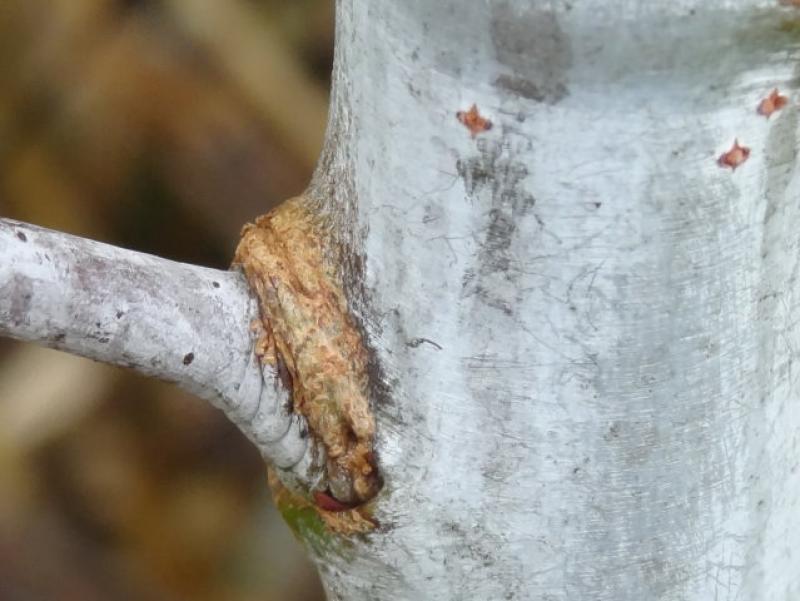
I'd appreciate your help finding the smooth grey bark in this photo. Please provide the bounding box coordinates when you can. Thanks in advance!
[304,1,800,600]
[0,218,320,484]
[2,1,800,600]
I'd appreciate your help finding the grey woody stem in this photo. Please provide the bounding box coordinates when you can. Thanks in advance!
[0,217,320,484]
[302,0,800,599]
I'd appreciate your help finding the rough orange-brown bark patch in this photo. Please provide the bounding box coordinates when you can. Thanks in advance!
[757,89,789,118]
[718,140,750,171]
[779,0,800,7]
[457,104,493,137]
[234,196,381,531]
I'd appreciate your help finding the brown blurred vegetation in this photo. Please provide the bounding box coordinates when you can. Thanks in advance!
[0,1,333,599]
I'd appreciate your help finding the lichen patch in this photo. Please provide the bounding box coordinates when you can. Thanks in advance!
[234,196,381,526]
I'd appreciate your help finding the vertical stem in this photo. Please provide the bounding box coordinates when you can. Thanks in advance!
[308,1,800,599]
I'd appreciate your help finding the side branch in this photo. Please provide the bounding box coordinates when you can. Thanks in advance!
[0,218,320,485]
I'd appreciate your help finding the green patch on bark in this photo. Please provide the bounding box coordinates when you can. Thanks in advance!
[778,18,800,36]
[278,502,335,555]
[732,9,800,51]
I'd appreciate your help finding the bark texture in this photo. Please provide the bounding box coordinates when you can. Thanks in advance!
[0,218,319,483]
[301,1,800,599]
[235,196,381,532]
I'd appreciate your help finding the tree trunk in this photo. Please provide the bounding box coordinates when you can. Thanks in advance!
[304,0,800,599]
[2,1,800,599]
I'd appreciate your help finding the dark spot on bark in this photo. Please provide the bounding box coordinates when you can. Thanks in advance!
[332,232,394,416]
[406,337,443,350]
[95,322,102,328]
[490,2,571,104]
[365,346,393,410]
[494,74,567,103]
[345,426,360,446]
[275,351,294,394]
[439,520,496,568]
[605,422,621,441]
[456,158,491,196]
[10,274,34,326]
[456,140,535,211]
[457,139,538,316]
[16,231,27,242]
[485,208,517,262]
[183,352,195,366]
[116,311,125,319]
[98,337,110,344]
[53,332,66,343]
[212,281,220,288]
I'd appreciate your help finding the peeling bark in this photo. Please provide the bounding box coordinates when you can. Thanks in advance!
[234,196,381,532]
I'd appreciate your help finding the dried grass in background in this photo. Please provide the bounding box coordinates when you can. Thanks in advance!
[0,1,333,599]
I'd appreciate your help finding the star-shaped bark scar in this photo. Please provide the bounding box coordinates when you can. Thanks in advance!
[718,139,750,171]
[456,104,493,137]
[757,89,789,118]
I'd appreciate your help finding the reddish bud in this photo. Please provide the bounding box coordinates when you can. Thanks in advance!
[718,139,750,171]
[757,89,789,118]
[314,490,352,512]
[456,104,493,137]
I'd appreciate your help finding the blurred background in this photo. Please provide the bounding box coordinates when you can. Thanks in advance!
[0,1,333,599]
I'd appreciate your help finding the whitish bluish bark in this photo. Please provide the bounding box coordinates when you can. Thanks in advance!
[0,218,321,484]
[305,1,800,599]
